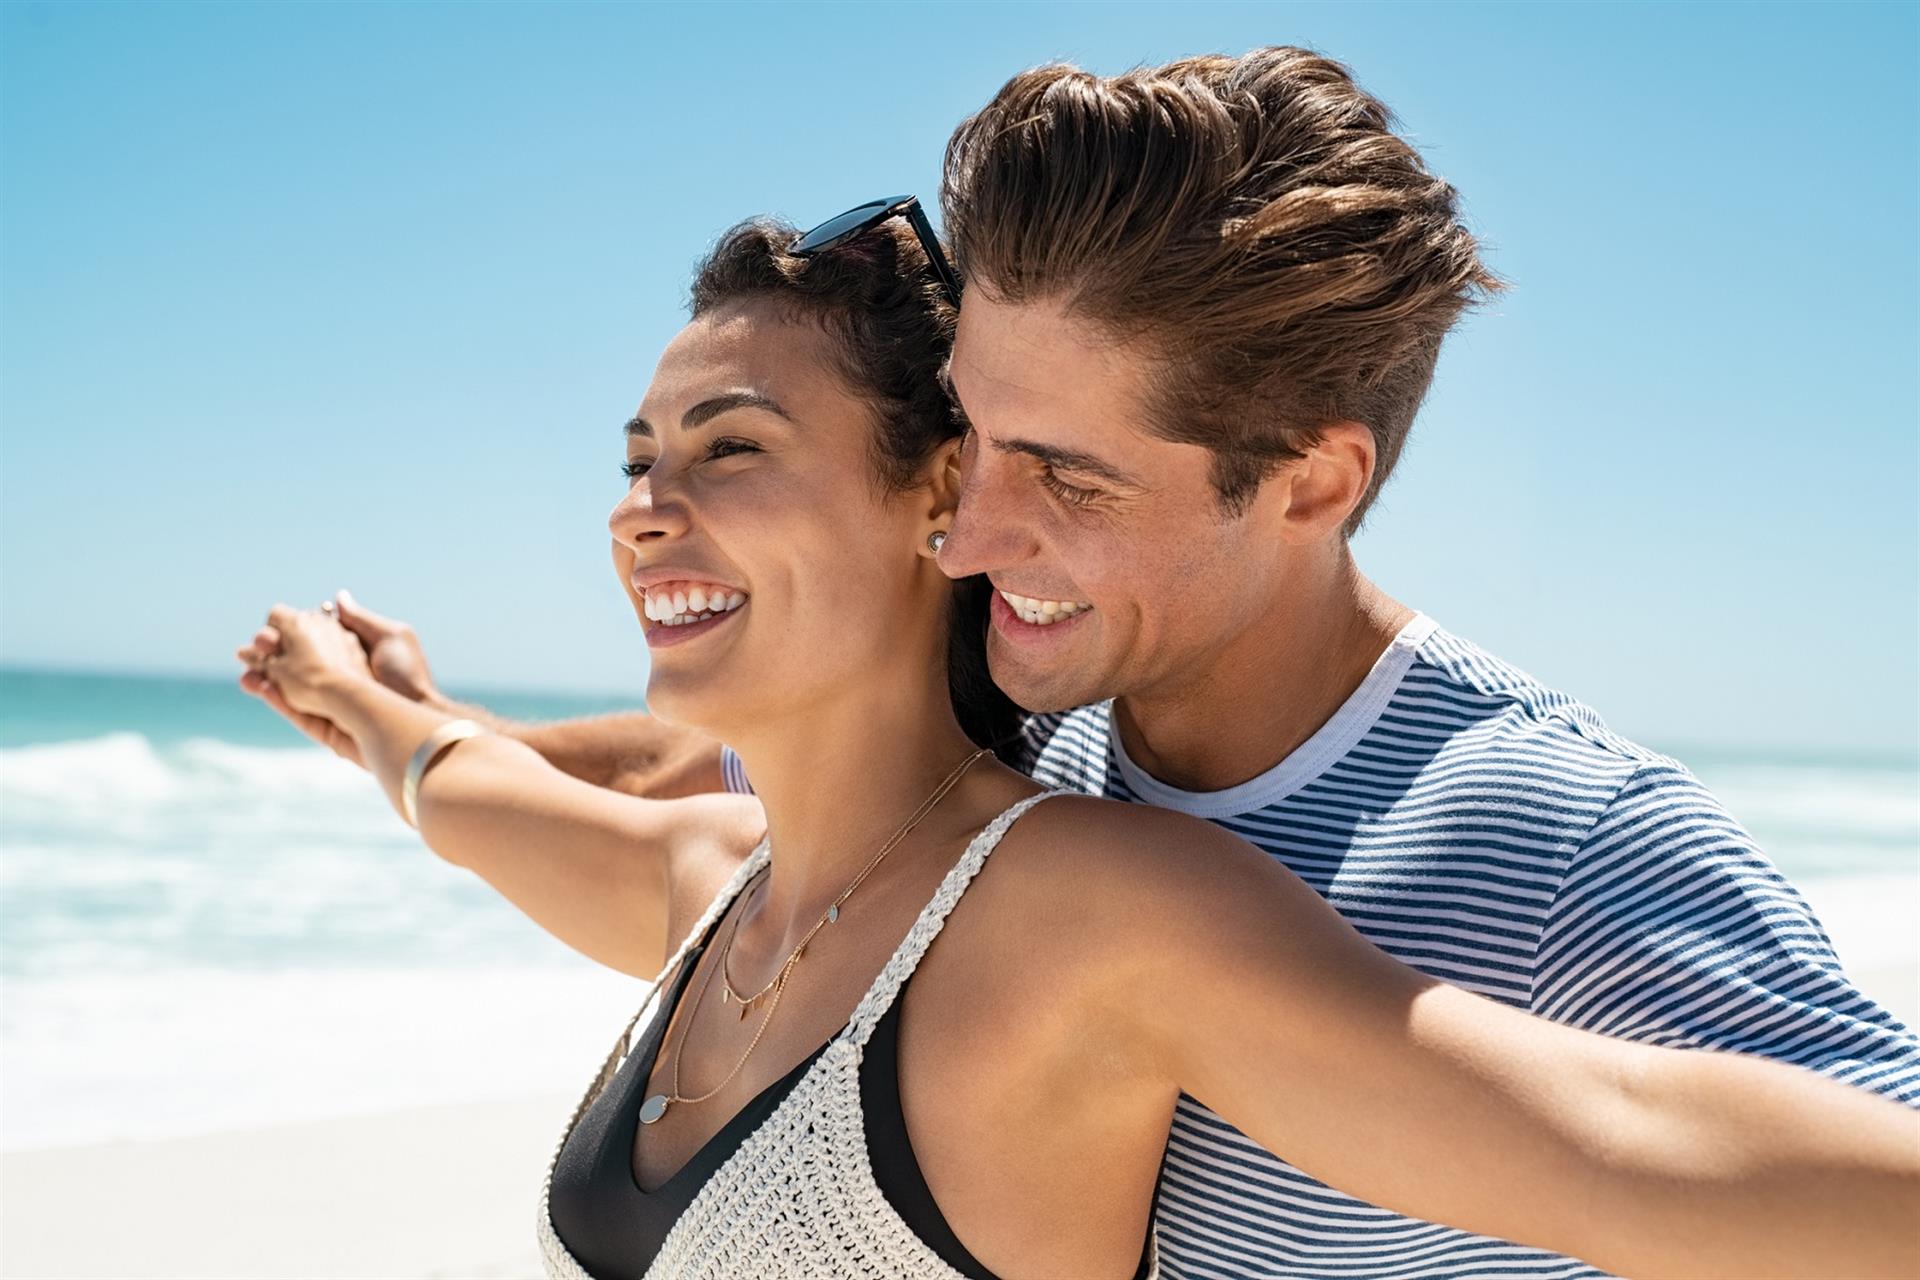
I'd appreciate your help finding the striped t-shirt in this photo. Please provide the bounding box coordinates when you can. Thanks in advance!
[725,612,1920,1278]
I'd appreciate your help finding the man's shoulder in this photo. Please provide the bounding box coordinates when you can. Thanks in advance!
[1397,623,1682,788]
[1014,624,1734,840]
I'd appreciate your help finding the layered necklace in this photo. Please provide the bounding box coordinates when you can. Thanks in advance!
[639,746,990,1125]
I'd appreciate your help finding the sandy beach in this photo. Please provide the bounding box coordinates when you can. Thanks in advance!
[2,1093,576,1280]
[4,872,1913,1280]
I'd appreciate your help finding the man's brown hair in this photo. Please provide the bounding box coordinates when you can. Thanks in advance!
[942,47,1504,529]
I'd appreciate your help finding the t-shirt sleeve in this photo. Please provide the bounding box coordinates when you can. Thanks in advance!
[1532,761,1920,1105]
[719,744,753,796]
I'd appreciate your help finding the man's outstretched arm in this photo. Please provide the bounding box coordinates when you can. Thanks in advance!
[236,588,729,800]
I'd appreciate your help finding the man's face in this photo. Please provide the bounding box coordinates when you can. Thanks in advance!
[939,292,1288,713]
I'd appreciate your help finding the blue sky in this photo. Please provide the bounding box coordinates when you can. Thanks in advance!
[2,1,1915,758]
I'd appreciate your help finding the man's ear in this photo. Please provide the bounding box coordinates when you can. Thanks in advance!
[1268,421,1375,543]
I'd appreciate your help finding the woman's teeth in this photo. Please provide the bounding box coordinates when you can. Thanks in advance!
[644,583,748,626]
[998,589,1091,627]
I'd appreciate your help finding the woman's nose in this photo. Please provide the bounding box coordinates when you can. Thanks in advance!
[608,479,690,548]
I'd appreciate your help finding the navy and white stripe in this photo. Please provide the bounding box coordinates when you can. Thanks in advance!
[719,742,753,796]
[725,613,1920,1277]
[1020,614,1920,1279]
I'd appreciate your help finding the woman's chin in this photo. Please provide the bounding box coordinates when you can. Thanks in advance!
[641,675,749,744]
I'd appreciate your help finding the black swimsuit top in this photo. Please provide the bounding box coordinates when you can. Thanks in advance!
[547,903,1159,1279]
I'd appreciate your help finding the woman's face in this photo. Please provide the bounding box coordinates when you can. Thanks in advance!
[609,298,948,738]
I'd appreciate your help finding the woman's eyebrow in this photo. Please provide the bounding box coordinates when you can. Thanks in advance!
[625,390,796,441]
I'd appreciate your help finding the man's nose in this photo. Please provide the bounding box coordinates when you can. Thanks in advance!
[938,461,1036,579]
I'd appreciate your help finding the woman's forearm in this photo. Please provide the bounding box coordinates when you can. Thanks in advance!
[318,676,471,822]
[1570,1037,1920,1279]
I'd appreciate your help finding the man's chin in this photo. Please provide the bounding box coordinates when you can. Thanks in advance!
[985,641,1107,714]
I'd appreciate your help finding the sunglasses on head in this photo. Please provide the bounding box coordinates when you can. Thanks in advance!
[788,195,962,307]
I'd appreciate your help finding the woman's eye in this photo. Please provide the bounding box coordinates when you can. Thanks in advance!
[619,458,653,480]
[705,437,760,460]
[1039,466,1101,508]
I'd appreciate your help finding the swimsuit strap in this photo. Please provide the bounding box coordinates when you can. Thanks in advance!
[844,790,1065,1048]
[587,838,772,1100]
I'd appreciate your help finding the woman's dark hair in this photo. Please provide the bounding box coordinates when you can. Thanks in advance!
[687,217,1025,763]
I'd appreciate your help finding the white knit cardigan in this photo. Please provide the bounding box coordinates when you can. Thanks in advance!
[536,790,1162,1279]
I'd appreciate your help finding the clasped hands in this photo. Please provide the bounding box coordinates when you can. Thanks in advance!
[234,589,440,768]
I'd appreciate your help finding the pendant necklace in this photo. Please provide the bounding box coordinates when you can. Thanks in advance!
[639,746,989,1125]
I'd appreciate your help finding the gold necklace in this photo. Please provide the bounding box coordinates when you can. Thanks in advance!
[717,870,782,1014]
[718,745,990,1013]
[638,746,989,1125]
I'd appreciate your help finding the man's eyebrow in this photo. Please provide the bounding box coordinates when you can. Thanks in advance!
[624,390,795,440]
[945,354,1141,487]
[993,436,1143,489]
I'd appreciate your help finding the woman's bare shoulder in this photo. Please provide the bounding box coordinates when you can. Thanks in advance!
[978,792,1279,952]
[1004,792,1266,886]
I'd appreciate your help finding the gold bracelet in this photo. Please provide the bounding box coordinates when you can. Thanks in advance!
[401,718,487,829]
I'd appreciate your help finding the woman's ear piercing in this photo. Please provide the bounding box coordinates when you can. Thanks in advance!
[928,531,947,554]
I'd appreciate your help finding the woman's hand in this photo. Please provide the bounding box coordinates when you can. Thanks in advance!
[254,603,378,722]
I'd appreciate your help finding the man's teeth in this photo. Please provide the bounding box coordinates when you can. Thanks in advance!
[644,584,748,626]
[998,589,1091,627]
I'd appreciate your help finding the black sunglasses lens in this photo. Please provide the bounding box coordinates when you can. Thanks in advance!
[791,200,897,254]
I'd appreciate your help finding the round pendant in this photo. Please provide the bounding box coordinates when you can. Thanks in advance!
[638,1094,670,1125]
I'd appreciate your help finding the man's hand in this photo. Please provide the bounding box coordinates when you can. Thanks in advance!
[331,587,443,707]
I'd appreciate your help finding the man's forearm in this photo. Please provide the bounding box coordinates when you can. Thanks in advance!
[424,695,727,799]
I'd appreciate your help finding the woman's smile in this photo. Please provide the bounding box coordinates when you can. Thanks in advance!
[633,575,753,648]
[640,579,750,625]
[643,598,747,649]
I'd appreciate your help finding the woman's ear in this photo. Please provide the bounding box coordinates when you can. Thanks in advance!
[920,437,964,539]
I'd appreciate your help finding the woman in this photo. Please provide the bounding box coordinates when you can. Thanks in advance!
[246,216,1920,1280]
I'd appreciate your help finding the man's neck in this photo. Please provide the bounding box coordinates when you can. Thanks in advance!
[1114,553,1415,794]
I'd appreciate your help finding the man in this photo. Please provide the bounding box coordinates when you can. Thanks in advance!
[242,49,1920,1279]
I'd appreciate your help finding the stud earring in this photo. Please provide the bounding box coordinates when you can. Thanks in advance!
[927,531,947,555]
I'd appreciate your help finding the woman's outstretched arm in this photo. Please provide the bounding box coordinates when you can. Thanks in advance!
[254,604,763,976]
[237,590,731,799]
[1080,801,1920,1279]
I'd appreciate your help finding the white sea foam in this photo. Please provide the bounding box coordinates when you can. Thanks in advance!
[2,733,397,842]
[1688,759,1920,878]
[1698,763,1919,840]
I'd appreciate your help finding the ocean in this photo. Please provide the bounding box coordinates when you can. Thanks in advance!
[3,667,1916,1151]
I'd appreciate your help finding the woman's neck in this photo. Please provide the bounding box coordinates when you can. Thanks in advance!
[724,671,987,954]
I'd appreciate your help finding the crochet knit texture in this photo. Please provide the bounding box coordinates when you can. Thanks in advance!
[536,790,1162,1279]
